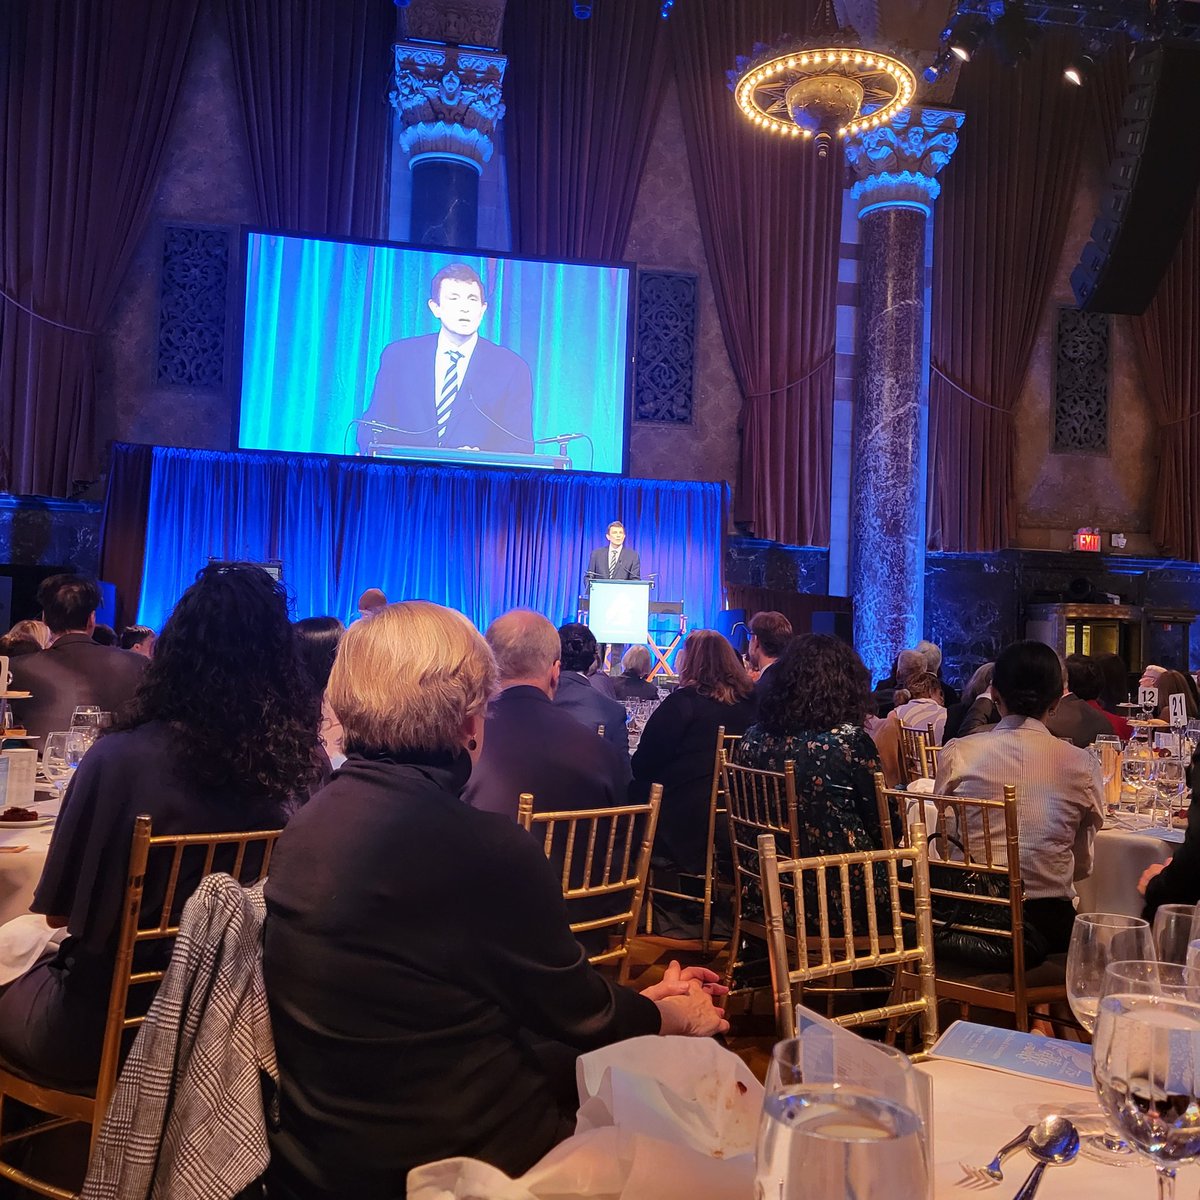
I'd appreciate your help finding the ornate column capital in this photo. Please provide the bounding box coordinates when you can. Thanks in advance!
[845,106,965,218]
[390,41,507,174]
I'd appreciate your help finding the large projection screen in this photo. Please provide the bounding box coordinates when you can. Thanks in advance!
[235,230,634,474]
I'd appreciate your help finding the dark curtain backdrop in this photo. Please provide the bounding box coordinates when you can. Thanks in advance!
[671,0,841,547]
[0,0,201,496]
[98,443,155,629]
[1134,209,1200,560]
[115,444,727,639]
[927,37,1090,551]
[503,0,669,260]
[221,0,393,238]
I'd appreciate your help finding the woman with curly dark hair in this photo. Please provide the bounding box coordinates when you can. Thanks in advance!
[0,564,323,1088]
[631,630,756,934]
[736,633,887,864]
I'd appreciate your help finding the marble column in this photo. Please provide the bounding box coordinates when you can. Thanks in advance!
[844,107,964,680]
[391,42,506,248]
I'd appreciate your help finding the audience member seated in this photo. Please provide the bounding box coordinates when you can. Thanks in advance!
[736,634,891,912]
[1094,651,1133,722]
[1153,669,1198,722]
[933,640,1105,953]
[610,645,659,701]
[632,630,755,935]
[9,574,148,739]
[294,615,346,764]
[1140,747,1200,917]
[6,618,51,650]
[0,564,323,1088]
[1044,653,1113,747]
[869,649,946,784]
[554,622,630,755]
[0,630,41,658]
[91,623,117,646]
[944,662,997,741]
[356,587,387,621]
[916,638,960,706]
[465,609,631,822]
[748,610,792,700]
[262,601,728,1198]
[118,624,157,658]
[1066,653,1130,740]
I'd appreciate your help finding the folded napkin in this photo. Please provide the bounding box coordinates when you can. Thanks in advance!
[0,913,66,986]
[407,1037,763,1200]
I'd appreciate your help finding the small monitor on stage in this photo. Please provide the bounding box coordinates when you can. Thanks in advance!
[235,230,634,475]
[587,580,651,645]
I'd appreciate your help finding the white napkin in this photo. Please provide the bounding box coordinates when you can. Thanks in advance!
[408,1037,763,1200]
[0,913,66,986]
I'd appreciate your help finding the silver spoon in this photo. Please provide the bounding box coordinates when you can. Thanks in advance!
[1011,1116,1080,1200]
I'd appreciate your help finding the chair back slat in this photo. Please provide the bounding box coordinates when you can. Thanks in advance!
[518,787,662,984]
[898,724,934,785]
[758,823,939,1048]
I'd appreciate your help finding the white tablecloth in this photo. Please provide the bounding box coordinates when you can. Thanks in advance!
[1076,825,1179,917]
[0,794,57,925]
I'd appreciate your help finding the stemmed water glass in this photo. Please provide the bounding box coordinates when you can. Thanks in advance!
[1153,904,1198,965]
[42,731,75,797]
[1152,757,1186,828]
[1122,740,1153,819]
[1092,978,1200,1198]
[1091,735,1121,814]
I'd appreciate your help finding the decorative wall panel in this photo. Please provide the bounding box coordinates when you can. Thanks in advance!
[634,269,697,424]
[1053,307,1109,452]
[156,224,230,388]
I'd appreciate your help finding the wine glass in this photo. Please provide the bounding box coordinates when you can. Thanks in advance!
[1104,960,1200,1002]
[1092,991,1200,1199]
[70,705,102,729]
[1153,905,1198,965]
[1122,745,1152,819]
[1153,758,1186,828]
[41,731,75,797]
[1092,735,1121,814]
[755,1040,928,1200]
[1068,914,1156,1033]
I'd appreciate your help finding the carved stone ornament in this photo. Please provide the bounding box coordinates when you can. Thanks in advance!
[404,0,506,50]
[845,106,965,215]
[391,41,507,170]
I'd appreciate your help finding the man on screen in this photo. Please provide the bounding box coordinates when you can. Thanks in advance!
[356,263,534,455]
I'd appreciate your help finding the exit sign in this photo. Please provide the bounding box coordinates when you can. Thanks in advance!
[1074,530,1101,553]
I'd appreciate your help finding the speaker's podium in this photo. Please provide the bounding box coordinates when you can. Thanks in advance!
[578,579,685,678]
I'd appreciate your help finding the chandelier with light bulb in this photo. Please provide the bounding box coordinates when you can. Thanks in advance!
[734,44,917,158]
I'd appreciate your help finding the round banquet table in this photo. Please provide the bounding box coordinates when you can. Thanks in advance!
[0,795,57,926]
[1075,824,1180,918]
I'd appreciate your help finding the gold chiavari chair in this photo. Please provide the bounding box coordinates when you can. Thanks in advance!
[0,816,282,1199]
[643,726,741,951]
[757,825,939,1047]
[897,723,934,785]
[923,740,941,779]
[517,786,661,984]
[874,774,1067,1033]
[722,755,800,992]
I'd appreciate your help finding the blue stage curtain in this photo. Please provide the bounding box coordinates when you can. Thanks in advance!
[126,444,726,637]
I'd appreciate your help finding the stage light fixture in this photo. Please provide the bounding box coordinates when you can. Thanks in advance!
[1063,54,1095,85]
[573,1,592,18]
[949,26,982,61]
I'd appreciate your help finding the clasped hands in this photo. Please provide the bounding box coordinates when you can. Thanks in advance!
[641,958,730,1037]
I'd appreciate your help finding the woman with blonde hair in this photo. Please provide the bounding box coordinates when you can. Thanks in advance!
[264,602,727,1198]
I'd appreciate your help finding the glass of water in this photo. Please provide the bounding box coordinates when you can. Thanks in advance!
[1068,914,1155,1033]
[1153,758,1187,828]
[1092,991,1200,1199]
[1152,905,1198,965]
[755,1039,927,1200]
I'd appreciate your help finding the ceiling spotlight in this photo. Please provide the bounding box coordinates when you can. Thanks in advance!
[1063,54,1095,86]
[948,18,985,62]
[923,47,953,83]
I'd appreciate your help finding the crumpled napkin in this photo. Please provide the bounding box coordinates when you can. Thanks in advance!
[407,1037,763,1200]
[0,913,66,986]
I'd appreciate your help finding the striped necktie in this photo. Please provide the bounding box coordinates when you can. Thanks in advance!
[436,349,463,443]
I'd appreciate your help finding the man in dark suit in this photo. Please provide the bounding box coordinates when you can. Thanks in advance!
[586,521,640,582]
[553,623,630,757]
[464,610,631,822]
[748,610,792,700]
[1046,654,1115,748]
[356,262,534,456]
[10,575,148,739]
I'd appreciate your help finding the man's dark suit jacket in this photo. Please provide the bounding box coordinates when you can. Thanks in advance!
[585,545,641,581]
[464,685,631,821]
[357,334,534,454]
[9,634,148,739]
[1044,693,1112,748]
[754,661,778,702]
[553,672,631,758]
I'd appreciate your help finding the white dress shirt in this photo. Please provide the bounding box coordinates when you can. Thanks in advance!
[933,715,1105,900]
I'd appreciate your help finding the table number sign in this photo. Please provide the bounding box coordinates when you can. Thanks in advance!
[1140,686,1159,709]
[1169,692,1188,727]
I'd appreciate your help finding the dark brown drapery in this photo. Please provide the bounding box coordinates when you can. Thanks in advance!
[671,0,840,547]
[98,442,155,629]
[221,0,393,238]
[503,0,669,261]
[1133,207,1200,560]
[926,38,1090,551]
[0,0,201,496]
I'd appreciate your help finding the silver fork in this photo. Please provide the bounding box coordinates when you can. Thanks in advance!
[957,1125,1033,1188]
